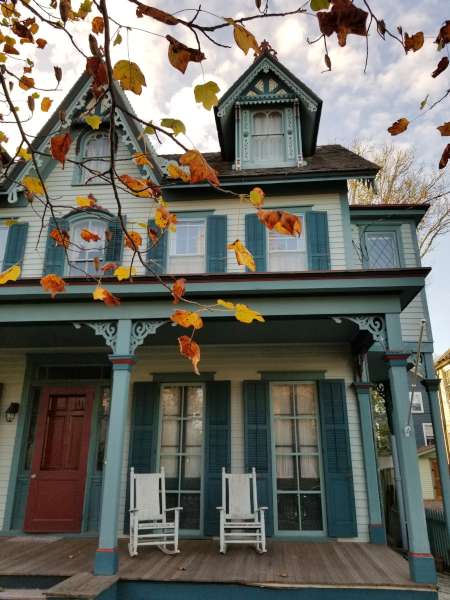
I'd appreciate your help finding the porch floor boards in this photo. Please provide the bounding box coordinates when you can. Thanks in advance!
[0,537,433,590]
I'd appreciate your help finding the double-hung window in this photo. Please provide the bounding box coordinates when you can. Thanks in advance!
[364,231,400,269]
[83,132,110,184]
[423,423,435,446]
[410,391,424,414]
[68,217,107,276]
[168,218,206,274]
[251,110,284,164]
[267,214,306,271]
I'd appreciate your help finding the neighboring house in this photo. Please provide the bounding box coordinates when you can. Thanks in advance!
[0,45,444,598]
[436,349,450,458]
[418,446,442,503]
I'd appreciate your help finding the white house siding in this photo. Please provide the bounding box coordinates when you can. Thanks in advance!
[117,342,369,542]
[419,456,435,500]
[0,352,26,528]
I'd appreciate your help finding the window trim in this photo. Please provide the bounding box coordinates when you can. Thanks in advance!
[423,422,435,446]
[410,390,424,414]
[167,216,207,275]
[251,109,285,164]
[359,224,404,269]
[0,223,9,268]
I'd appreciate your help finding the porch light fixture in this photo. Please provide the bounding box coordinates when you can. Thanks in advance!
[5,402,19,423]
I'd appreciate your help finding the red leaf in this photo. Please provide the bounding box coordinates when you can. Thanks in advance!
[432,56,449,78]
[439,144,450,170]
[317,0,368,47]
[50,132,72,168]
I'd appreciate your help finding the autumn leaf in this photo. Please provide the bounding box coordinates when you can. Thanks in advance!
[439,144,450,170]
[437,123,450,136]
[226,20,260,56]
[228,239,256,271]
[194,81,220,110]
[50,227,70,248]
[133,152,152,167]
[85,56,108,96]
[166,35,205,74]
[317,0,368,47]
[50,132,72,168]
[135,2,179,24]
[178,335,201,375]
[217,299,235,310]
[41,97,52,112]
[40,274,66,298]
[114,265,137,281]
[36,38,47,49]
[22,175,44,196]
[93,285,120,306]
[404,31,424,53]
[119,174,160,198]
[432,56,449,78]
[387,118,409,136]
[235,303,265,324]
[85,114,102,130]
[102,262,117,273]
[80,228,101,242]
[258,209,301,236]
[170,309,203,330]
[160,118,186,136]
[167,161,190,183]
[310,0,330,10]
[0,264,21,285]
[155,206,177,231]
[113,32,122,46]
[92,16,104,34]
[112,60,146,95]
[419,94,429,110]
[76,195,96,208]
[125,230,143,250]
[179,150,220,186]
[17,147,31,161]
[435,21,450,51]
[249,187,264,207]
[171,278,186,304]
[19,75,34,91]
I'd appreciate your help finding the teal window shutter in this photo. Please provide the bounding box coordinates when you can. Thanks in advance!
[245,213,267,272]
[306,211,330,270]
[3,222,28,270]
[147,219,167,275]
[204,381,231,536]
[206,215,227,273]
[318,379,357,538]
[124,382,160,533]
[43,217,69,275]
[243,380,273,536]
[104,217,124,263]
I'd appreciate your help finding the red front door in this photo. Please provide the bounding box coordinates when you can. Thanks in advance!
[24,386,95,533]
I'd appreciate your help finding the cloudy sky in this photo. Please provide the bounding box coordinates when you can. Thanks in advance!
[5,0,450,356]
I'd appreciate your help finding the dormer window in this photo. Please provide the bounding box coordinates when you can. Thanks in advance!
[83,132,110,184]
[252,111,284,163]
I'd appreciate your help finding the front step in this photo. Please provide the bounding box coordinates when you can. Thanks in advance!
[45,573,118,600]
[0,590,46,600]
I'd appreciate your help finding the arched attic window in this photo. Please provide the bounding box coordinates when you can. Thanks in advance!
[68,215,108,276]
[251,110,284,163]
[73,131,111,185]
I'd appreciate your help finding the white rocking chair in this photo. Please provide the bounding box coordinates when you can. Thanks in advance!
[128,466,182,556]
[217,467,267,554]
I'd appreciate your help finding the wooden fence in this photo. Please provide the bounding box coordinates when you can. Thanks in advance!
[426,507,450,570]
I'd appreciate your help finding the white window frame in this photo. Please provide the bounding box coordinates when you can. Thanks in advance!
[410,391,424,414]
[423,422,435,446]
[167,217,206,274]
[266,213,307,272]
[251,109,285,165]
[0,224,9,267]
[67,217,107,277]
[82,132,110,184]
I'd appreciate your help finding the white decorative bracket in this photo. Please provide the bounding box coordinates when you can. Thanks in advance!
[332,315,386,347]
[74,319,165,354]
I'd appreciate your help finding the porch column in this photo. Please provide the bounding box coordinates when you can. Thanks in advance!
[353,383,386,544]
[423,376,450,543]
[94,319,134,576]
[384,313,436,584]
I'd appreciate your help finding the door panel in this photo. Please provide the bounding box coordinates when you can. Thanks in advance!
[24,387,94,533]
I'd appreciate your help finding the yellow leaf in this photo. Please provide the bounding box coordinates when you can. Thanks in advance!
[22,175,44,195]
[17,147,31,160]
[170,309,204,330]
[235,303,265,324]
[249,187,265,207]
[114,265,136,281]
[0,53,7,63]
[113,32,122,46]
[160,118,186,136]
[76,195,95,208]
[112,60,146,95]
[3,219,18,226]
[194,81,220,110]
[167,161,190,183]
[133,152,152,167]
[85,114,102,130]
[217,299,234,310]
[228,20,260,55]
[228,239,256,271]
[0,264,21,285]
[41,97,52,112]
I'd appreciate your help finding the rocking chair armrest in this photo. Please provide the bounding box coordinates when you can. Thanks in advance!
[216,506,225,511]
[165,506,183,512]
[258,506,268,511]
[129,508,139,513]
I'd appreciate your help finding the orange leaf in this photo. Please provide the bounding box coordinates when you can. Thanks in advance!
[50,132,72,168]
[155,206,177,231]
[387,118,409,136]
[167,161,190,182]
[257,209,301,236]
[19,75,34,91]
[41,97,52,112]
[36,38,47,49]
[179,150,220,186]
[119,174,160,198]
[80,228,101,242]
[439,144,450,170]
[166,35,205,74]
[435,21,450,51]
[404,31,424,53]
[170,309,203,330]
[92,285,121,306]
[92,16,104,34]
[102,262,117,273]
[50,227,70,248]
[125,230,143,250]
[178,335,201,375]
[317,0,368,47]
[133,152,153,167]
[171,278,186,304]
[135,3,179,24]
[432,56,449,78]
[228,239,256,271]
[249,187,265,207]
[40,274,66,298]
[437,122,450,136]
[85,56,108,97]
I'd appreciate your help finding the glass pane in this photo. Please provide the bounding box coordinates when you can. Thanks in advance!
[24,389,40,471]
[186,386,203,416]
[276,455,297,490]
[181,456,201,489]
[274,419,295,449]
[300,494,323,530]
[180,494,200,529]
[272,385,292,415]
[297,419,318,452]
[161,419,179,449]
[295,384,316,415]
[0,226,8,265]
[268,111,282,133]
[299,456,320,491]
[160,456,178,485]
[366,233,397,268]
[277,494,299,530]
[162,387,181,415]
[185,418,203,449]
[253,112,266,134]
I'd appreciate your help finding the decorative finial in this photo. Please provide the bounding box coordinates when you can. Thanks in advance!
[254,40,278,61]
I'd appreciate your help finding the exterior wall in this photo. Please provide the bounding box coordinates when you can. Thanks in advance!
[419,456,435,501]
[436,361,450,456]
[0,352,26,528]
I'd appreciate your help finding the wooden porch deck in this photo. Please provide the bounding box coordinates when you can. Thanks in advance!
[0,537,435,591]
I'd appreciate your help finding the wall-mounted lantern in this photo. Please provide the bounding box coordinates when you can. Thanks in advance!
[5,402,19,423]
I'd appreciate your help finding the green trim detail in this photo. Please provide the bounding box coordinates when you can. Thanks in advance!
[339,192,353,269]
[358,223,405,269]
[152,372,215,382]
[260,371,325,380]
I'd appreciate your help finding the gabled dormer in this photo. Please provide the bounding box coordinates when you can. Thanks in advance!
[215,42,322,170]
